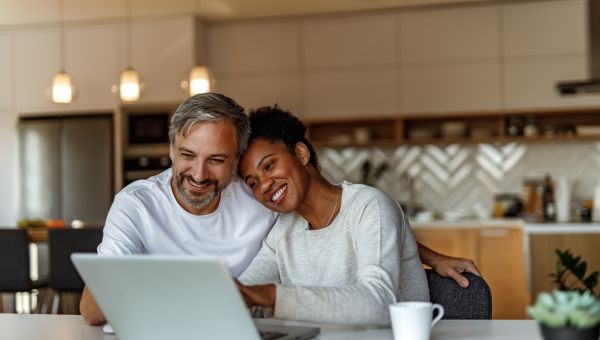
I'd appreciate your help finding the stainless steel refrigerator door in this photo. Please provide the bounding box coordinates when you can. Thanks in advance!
[19,116,113,225]
[61,117,112,225]
[19,120,62,220]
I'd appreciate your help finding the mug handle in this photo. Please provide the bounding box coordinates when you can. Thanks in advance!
[431,304,444,328]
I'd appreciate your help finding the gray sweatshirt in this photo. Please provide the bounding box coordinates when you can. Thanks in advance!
[239,182,429,325]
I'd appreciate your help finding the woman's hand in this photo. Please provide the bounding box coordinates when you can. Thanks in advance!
[430,254,481,288]
[417,243,481,288]
[236,281,277,308]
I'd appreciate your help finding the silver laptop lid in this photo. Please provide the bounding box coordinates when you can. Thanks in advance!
[72,254,260,340]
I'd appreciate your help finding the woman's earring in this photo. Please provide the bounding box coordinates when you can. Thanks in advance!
[302,160,308,166]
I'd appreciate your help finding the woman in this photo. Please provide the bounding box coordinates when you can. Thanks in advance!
[237,106,429,325]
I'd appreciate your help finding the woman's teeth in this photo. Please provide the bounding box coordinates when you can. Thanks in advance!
[271,184,287,202]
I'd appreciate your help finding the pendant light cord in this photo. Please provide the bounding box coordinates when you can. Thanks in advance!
[126,0,132,68]
[59,0,65,71]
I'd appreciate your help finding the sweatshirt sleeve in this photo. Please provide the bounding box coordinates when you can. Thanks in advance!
[273,190,409,325]
[97,192,146,256]
[238,224,281,284]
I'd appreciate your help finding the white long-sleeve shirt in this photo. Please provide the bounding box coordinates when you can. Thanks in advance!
[239,182,429,325]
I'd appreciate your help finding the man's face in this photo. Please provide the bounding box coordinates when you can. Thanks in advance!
[170,121,238,215]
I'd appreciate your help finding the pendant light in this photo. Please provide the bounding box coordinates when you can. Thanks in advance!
[188,65,211,96]
[119,0,141,102]
[51,0,74,104]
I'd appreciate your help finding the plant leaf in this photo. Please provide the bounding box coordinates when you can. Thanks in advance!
[583,271,599,291]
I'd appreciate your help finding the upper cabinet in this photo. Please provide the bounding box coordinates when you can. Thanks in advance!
[397,7,502,114]
[131,16,195,104]
[0,33,12,111]
[502,0,587,57]
[398,7,500,62]
[501,0,597,109]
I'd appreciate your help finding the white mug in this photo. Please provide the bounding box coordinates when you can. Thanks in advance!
[389,301,444,340]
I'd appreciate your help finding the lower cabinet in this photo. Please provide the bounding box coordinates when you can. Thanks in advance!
[528,233,600,301]
[413,227,529,319]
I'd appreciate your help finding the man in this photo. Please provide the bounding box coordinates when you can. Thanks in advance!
[80,93,479,325]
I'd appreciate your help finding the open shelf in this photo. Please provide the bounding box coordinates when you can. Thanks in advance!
[306,108,600,147]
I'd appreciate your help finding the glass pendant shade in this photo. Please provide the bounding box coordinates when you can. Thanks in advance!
[189,65,210,95]
[119,68,140,102]
[52,71,73,104]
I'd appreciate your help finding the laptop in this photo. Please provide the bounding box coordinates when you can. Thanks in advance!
[71,254,320,340]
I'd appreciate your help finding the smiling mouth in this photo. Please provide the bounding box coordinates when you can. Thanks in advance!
[271,184,287,203]
[186,177,215,191]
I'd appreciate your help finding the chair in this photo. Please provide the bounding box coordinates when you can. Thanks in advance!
[425,269,492,319]
[47,228,103,314]
[0,229,48,313]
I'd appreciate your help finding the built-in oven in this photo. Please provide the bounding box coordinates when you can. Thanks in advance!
[121,107,174,187]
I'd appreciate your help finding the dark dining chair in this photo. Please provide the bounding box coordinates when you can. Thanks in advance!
[47,228,103,314]
[0,229,48,313]
[425,269,492,319]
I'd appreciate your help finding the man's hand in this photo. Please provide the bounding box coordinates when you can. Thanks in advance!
[80,287,107,326]
[417,243,481,288]
[235,281,276,308]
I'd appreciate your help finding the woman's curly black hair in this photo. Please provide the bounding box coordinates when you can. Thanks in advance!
[248,105,320,169]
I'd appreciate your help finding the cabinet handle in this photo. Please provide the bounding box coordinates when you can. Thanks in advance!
[480,229,509,237]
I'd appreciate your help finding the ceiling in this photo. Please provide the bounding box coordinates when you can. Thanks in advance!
[0,0,492,27]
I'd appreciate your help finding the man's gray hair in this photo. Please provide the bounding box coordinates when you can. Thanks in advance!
[169,93,250,156]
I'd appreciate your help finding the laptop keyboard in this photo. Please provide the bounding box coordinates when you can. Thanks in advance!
[259,331,287,340]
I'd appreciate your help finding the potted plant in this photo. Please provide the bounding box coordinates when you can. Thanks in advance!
[527,249,600,340]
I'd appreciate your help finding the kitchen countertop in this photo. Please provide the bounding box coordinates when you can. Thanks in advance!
[412,219,600,233]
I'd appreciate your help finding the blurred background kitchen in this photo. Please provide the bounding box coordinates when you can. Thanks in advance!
[1,0,599,320]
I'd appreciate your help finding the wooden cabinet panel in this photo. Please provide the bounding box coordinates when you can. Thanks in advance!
[413,228,478,262]
[413,227,528,319]
[303,14,395,69]
[398,7,499,62]
[0,33,12,110]
[400,62,501,113]
[208,21,300,73]
[212,73,302,115]
[502,0,586,57]
[503,57,599,110]
[478,228,528,319]
[304,68,396,119]
[131,17,194,104]
[529,234,600,301]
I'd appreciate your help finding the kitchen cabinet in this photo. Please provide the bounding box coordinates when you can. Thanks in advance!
[64,24,120,110]
[501,0,586,58]
[14,28,61,112]
[413,226,529,319]
[398,7,499,62]
[0,33,12,110]
[529,233,600,300]
[131,16,195,104]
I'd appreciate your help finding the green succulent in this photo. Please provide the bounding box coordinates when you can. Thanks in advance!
[528,290,600,329]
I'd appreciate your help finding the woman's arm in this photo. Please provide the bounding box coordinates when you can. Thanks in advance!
[417,243,481,288]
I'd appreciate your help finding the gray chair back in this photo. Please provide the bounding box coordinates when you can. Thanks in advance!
[425,269,492,319]
[0,229,33,292]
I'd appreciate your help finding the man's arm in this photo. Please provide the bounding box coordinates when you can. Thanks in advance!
[80,287,106,325]
[417,242,481,288]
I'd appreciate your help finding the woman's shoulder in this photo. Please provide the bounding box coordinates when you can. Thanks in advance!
[265,211,305,243]
[341,181,397,208]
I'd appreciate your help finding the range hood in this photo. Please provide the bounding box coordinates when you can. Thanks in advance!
[556,0,600,95]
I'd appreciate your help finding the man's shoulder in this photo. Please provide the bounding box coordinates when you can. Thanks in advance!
[116,169,171,204]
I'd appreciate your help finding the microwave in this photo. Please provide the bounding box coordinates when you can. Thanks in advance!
[123,108,172,156]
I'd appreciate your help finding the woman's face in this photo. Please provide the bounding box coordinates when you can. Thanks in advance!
[239,138,310,213]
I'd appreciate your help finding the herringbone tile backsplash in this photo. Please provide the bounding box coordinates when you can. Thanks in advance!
[317,141,600,218]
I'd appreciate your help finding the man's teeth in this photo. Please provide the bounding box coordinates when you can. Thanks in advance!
[271,185,286,202]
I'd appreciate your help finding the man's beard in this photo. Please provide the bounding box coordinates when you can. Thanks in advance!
[175,173,227,210]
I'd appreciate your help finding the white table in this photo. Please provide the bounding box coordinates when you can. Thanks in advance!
[0,314,543,340]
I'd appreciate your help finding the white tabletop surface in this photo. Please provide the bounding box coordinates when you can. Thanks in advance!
[0,314,544,340]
